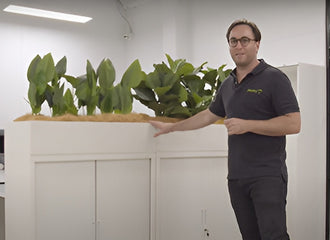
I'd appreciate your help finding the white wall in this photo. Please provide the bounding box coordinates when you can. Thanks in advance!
[124,0,325,112]
[0,0,128,127]
[125,0,325,68]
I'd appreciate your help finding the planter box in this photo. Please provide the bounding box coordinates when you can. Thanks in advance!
[5,121,237,240]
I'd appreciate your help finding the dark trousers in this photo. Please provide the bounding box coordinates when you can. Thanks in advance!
[228,176,290,240]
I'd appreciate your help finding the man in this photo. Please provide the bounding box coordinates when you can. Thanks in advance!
[150,19,300,240]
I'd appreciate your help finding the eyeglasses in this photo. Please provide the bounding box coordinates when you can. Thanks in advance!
[228,37,256,48]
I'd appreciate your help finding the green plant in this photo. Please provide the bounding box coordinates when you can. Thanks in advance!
[111,59,144,114]
[66,60,99,115]
[133,54,232,118]
[27,53,144,116]
[27,53,77,116]
[66,58,144,115]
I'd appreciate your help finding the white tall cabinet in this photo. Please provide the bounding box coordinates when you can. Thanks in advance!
[279,63,326,240]
[4,63,326,240]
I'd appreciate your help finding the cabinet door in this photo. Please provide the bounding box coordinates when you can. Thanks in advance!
[158,156,240,240]
[96,159,150,240]
[35,161,95,240]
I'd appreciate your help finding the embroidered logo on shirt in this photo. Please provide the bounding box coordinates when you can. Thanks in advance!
[247,89,263,94]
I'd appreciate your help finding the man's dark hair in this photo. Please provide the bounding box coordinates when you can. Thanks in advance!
[226,19,261,42]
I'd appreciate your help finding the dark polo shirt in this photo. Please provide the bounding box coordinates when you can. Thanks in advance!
[209,59,300,179]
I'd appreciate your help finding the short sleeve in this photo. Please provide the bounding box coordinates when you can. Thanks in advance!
[271,71,300,115]
[209,85,226,118]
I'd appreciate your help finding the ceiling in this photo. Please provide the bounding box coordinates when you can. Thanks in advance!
[0,0,153,26]
[0,0,152,14]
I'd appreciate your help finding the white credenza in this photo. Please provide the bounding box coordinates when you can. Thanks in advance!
[5,121,239,240]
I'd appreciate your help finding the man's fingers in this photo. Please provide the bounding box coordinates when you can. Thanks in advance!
[149,121,164,137]
[149,120,161,129]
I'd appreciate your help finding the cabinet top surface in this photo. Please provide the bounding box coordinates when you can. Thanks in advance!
[6,121,227,156]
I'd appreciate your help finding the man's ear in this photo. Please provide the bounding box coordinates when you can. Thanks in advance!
[256,41,260,52]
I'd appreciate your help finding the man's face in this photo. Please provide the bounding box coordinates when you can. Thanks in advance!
[228,24,260,68]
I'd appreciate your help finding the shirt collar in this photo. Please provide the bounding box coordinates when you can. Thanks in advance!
[230,59,267,78]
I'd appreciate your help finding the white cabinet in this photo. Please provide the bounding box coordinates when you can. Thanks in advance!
[35,159,151,240]
[35,161,95,240]
[5,122,156,240]
[5,121,228,240]
[158,156,240,240]
[279,63,326,240]
[96,159,150,240]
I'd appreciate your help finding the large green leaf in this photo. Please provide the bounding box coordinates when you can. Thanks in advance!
[158,94,180,103]
[146,64,179,89]
[31,53,56,95]
[145,71,161,89]
[175,62,194,76]
[27,55,41,82]
[55,56,67,77]
[192,61,208,75]
[52,84,65,116]
[133,81,156,102]
[166,54,195,75]
[218,64,232,83]
[139,100,167,116]
[165,54,175,71]
[86,98,98,115]
[99,90,114,113]
[28,82,37,111]
[121,59,143,88]
[79,60,98,115]
[191,92,203,106]
[44,85,54,108]
[64,75,79,88]
[202,69,218,88]
[35,53,56,84]
[86,60,97,90]
[34,72,48,95]
[113,85,132,114]
[75,78,90,101]
[168,82,188,102]
[182,75,203,93]
[97,58,115,89]
[28,82,45,114]
[153,85,173,97]
[165,105,192,118]
[64,89,78,115]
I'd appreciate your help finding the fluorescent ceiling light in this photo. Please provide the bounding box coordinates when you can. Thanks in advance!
[3,5,92,23]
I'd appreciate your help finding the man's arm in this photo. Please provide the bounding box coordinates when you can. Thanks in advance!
[224,112,301,136]
[150,109,222,137]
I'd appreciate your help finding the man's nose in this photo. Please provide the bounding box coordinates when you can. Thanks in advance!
[235,40,243,48]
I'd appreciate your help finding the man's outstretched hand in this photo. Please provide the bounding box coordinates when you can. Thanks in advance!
[149,121,174,137]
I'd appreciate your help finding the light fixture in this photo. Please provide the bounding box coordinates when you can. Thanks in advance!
[3,5,92,23]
